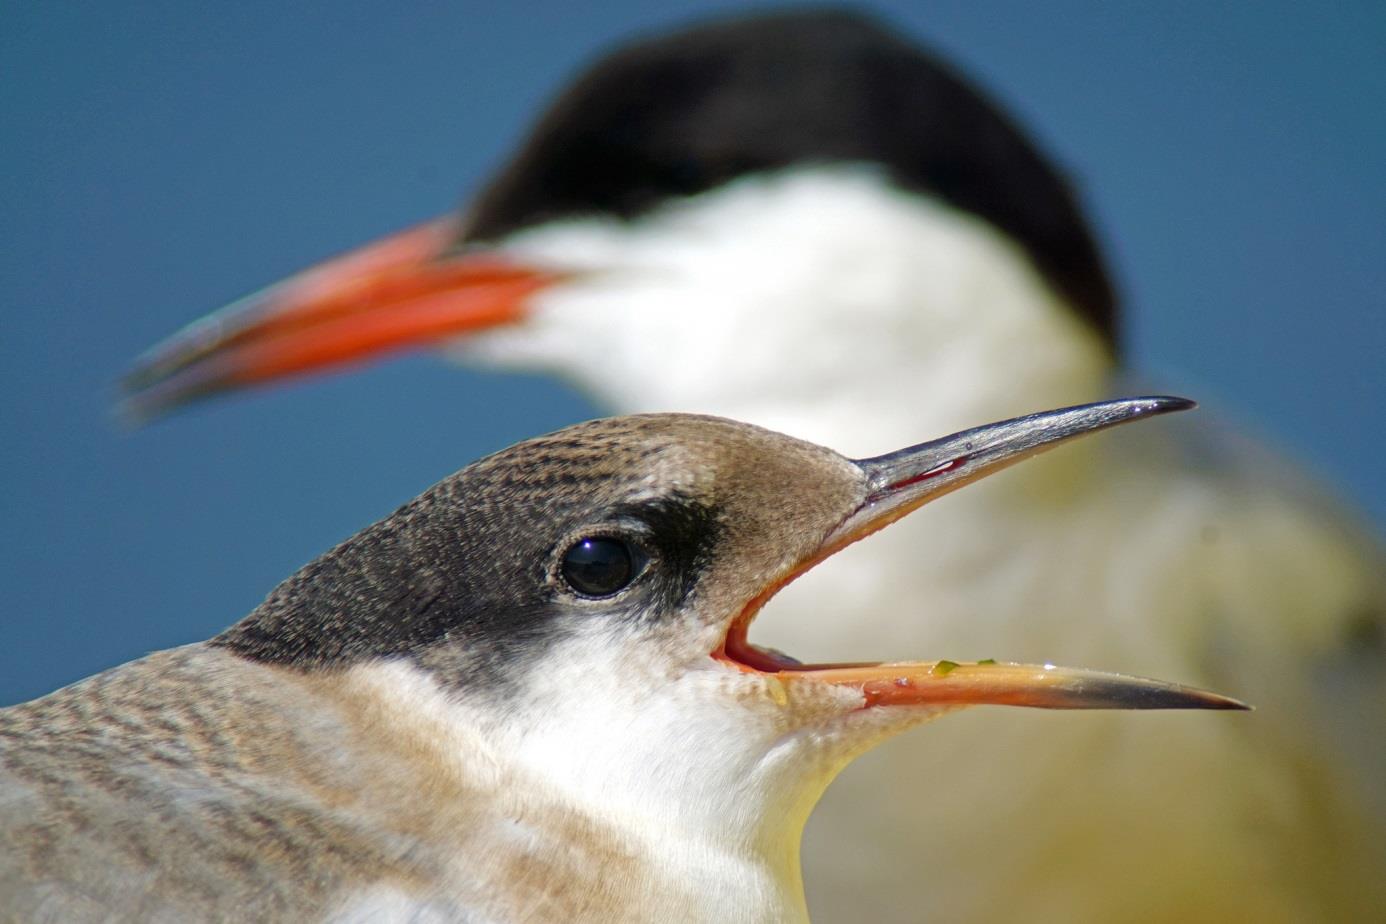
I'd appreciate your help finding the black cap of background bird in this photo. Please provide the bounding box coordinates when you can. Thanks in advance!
[120,7,1116,421]
[464,8,1115,337]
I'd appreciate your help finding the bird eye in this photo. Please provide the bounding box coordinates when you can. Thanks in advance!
[560,537,639,598]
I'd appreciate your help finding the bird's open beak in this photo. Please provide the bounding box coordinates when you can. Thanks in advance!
[121,217,562,421]
[717,396,1249,711]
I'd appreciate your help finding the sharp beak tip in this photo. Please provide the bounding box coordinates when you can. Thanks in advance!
[1205,694,1253,712]
[1064,670,1251,712]
[1143,395,1198,414]
[113,370,217,427]
[1133,685,1252,711]
[110,390,165,430]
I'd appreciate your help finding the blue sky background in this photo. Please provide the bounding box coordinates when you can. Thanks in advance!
[3,1,1383,705]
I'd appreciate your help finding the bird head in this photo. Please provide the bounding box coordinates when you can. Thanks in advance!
[214,398,1242,879]
[122,11,1115,444]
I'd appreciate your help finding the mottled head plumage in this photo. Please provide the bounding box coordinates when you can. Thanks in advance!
[214,414,861,690]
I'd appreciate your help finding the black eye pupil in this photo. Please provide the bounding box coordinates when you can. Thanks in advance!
[561,537,635,597]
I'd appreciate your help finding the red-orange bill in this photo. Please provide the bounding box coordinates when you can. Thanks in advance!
[121,216,563,421]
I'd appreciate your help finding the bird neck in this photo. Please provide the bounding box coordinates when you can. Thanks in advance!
[334,637,916,923]
[484,654,832,921]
